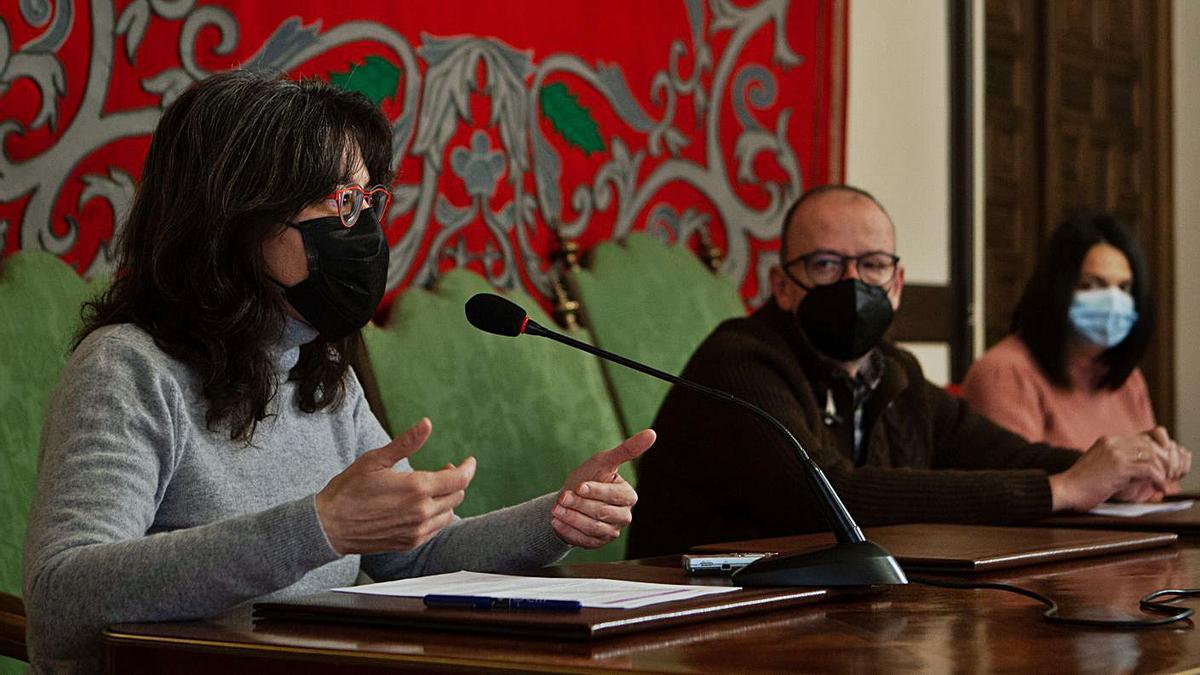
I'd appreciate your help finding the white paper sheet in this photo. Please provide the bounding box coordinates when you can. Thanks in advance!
[1088,500,1194,517]
[334,570,740,609]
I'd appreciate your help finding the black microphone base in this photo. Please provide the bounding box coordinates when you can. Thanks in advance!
[730,541,908,587]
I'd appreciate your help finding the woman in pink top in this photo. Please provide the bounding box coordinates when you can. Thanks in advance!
[963,213,1164,451]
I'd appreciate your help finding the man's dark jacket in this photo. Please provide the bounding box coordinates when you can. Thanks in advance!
[626,300,1081,558]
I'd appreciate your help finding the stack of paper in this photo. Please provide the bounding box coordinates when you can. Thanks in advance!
[335,570,739,610]
[1088,500,1194,518]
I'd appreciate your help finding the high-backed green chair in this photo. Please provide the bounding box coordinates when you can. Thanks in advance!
[362,270,629,563]
[569,233,746,435]
[0,252,100,671]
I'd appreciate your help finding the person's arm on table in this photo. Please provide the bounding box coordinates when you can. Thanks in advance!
[342,409,653,581]
[1047,428,1189,510]
[929,377,1186,510]
[670,351,1074,535]
[926,376,1080,474]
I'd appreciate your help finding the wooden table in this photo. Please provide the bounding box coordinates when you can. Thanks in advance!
[104,543,1200,673]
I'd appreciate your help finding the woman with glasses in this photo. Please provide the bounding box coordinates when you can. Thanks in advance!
[962,213,1183,468]
[22,70,654,674]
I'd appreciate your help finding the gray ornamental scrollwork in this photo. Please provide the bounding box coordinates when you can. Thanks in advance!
[1,0,814,306]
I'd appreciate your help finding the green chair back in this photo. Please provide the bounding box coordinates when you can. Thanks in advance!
[570,233,746,435]
[363,270,629,563]
[0,252,99,672]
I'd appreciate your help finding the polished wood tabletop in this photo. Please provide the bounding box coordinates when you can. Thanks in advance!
[104,541,1200,674]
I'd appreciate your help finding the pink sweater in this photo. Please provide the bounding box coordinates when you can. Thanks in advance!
[962,335,1155,451]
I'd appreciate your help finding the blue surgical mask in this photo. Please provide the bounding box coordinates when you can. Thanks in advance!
[1068,287,1138,348]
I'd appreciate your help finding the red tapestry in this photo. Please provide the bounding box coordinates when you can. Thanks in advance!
[0,0,846,308]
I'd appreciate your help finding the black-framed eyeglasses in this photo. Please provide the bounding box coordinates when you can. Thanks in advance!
[322,184,392,228]
[783,250,900,288]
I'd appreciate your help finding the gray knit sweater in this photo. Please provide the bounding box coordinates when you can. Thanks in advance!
[22,319,570,673]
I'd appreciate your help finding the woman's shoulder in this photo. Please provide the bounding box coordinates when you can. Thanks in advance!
[1119,365,1152,397]
[970,335,1040,375]
[74,323,161,360]
[67,324,188,389]
[962,335,1050,398]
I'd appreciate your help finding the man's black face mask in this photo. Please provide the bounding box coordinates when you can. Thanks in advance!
[794,278,894,361]
[281,209,389,341]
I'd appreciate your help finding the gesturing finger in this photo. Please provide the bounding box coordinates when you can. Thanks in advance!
[558,490,633,526]
[404,508,457,549]
[394,489,466,526]
[414,456,477,496]
[552,499,621,540]
[592,429,657,475]
[551,514,611,549]
[360,418,434,470]
[576,480,637,508]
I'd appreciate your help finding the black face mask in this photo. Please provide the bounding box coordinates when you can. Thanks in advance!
[281,210,389,341]
[795,278,894,361]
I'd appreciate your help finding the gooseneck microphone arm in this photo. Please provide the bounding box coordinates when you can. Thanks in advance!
[465,292,906,587]
[522,319,865,545]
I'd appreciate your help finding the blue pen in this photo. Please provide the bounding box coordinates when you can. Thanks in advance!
[423,594,582,612]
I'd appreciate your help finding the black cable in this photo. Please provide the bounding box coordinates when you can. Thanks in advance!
[909,575,1199,628]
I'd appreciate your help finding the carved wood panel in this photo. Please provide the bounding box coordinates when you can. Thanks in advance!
[985,0,1174,428]
[984,0,1042,349]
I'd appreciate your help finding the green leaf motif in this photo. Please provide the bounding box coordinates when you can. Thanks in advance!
[329,56,401,105]
[539,82,605,155]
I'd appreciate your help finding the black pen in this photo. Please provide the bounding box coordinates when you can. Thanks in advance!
[423,594,582,612]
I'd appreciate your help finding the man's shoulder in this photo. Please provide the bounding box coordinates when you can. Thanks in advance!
[878,339,919,365]
[877,340,928,380]
[700,313,767,346]
[873,342,962,412]
[694,310,790,360]
[689,314,929,388]
[680,312,802,385]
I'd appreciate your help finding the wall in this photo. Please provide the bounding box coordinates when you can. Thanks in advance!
[1173,0,1200,488]
[845,0,958,384]
[846,0,950,286]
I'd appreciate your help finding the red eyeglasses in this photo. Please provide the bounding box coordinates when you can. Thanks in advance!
[324,185,392,228]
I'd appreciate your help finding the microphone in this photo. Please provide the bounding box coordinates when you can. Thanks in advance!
[465,293,529,337]
[465,293,907,587]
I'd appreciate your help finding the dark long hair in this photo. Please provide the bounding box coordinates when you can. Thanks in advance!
[79,70,394,443]
[1010,212,1153,390]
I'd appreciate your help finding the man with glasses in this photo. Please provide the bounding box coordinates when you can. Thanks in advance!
[626,184,1187,558]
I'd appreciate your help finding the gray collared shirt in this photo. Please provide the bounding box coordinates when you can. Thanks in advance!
[851,350,886,462]
[821,349,885,464]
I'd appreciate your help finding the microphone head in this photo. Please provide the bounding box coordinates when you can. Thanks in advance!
[465,293,529,337]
